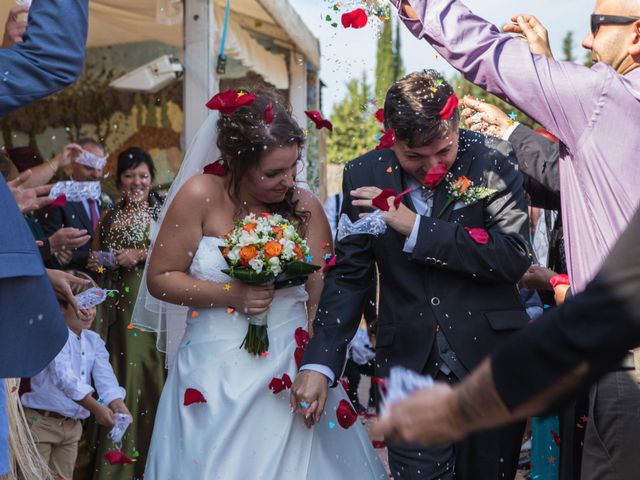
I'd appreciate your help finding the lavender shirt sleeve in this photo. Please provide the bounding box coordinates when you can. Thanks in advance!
[391,0,608,152]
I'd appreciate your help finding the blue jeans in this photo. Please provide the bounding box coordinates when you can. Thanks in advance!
[0,383,9,476]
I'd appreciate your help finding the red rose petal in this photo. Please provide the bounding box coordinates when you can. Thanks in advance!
[322,255,337,272]
[340,378,350,393]
[372,189,396,212]
[294,327,310,348]
[372,440,386,449]
[551,430,561,447]
[375,128,396,150]
[203,160,227,176]
[464,227,490,245]
[341,8,368,29]
[424,162,448,190]
[268,374,292,394]
[105,450,134,465]
[550,274,571,288]
[336,399,358,429]
[305,110,333,131]
[206,90,257,114]
[439,93,459,121]
[374,108,384,123]
[264,101,275,124]
[51,194,67,208]
[183,387,207,406]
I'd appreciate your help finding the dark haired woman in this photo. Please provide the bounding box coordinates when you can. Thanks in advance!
[141,89,386,478]
[76,147,166,480]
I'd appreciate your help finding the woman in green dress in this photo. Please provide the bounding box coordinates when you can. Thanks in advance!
[75,148,165,480]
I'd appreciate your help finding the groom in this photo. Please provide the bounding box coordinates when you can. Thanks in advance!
[292,71,531,479]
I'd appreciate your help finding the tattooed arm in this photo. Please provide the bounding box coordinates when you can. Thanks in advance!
[372,359,587,446]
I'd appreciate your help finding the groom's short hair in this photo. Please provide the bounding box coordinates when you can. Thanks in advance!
[384,70,459,148]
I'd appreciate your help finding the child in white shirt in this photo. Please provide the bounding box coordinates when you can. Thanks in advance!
[21,277,130,480]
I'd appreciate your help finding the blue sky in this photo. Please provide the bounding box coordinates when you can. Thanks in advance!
[289,0,591,113]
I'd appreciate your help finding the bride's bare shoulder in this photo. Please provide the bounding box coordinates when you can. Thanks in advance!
[173,174,226,205]
[292,186,324,215]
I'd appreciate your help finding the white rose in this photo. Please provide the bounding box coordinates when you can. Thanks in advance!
[249,257,264,274]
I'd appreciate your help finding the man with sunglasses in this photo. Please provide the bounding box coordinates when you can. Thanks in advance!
[387,1,640,479]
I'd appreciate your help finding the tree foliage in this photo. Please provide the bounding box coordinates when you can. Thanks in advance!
[327,75,379,164]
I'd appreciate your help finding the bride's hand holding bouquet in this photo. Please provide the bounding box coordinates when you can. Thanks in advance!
[220,212,320,355]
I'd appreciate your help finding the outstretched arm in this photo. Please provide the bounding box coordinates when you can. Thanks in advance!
[0,0,89,116]
[391,0,605,152]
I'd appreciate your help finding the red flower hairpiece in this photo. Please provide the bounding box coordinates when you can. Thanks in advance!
[341,8,368,29]
[375,128,396,150]
[203,160,227,176]
[206,90,257,114]
[264,101,275,124]
[439,94,459,121]
[305,110,333,131]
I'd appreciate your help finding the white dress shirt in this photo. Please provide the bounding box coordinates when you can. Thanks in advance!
[22,329,125,419]
[303,176,432,384]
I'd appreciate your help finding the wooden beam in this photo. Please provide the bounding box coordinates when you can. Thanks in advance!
[183,0,218,146]
[256,0,321,70]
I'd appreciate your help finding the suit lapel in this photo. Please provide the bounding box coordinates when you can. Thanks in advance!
[70,201,92,233]
[431,132,473,222]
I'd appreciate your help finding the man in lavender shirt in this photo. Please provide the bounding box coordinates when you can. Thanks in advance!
[390,0,640,478]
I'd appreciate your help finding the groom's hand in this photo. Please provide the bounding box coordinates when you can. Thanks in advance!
[291,370,329,428]
[351,187,417,237]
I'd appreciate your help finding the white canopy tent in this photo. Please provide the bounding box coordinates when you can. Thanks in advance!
[0,0,321,145]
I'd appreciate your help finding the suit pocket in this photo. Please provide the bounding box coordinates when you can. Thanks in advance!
[375,325,396,348]
[484,310,530,331]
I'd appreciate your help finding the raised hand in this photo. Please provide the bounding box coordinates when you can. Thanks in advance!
[460,97,512,138]
[48,227,91,254]
[46,269,90,315]
[351,186,417,237]
[290,370,329,428]
[2,4,28,48]
[504,14,553,58]
[7,170,53,213]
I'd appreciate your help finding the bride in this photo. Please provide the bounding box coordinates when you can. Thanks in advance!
[136,88,386,479]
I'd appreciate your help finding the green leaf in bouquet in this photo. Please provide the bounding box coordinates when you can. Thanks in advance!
[221,267,274,285]
[273,261,321,290]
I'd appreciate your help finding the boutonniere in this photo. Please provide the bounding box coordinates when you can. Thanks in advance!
[437,174,496,218]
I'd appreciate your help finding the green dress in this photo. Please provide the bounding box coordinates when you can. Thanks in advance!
[74,207,166,480]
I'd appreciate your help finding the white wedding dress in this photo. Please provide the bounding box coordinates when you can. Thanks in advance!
[144,236,387,479]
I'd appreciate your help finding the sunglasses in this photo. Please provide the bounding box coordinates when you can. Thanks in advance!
[591,14,640,34]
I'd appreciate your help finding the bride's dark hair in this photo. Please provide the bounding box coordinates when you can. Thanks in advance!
[216,88,309,230]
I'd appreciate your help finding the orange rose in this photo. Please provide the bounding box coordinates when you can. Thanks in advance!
[239,245,258,266]
[222,247,230,257]
[243,223,258,233]
[272,226,284,240]
[293,244,303,260]
[453,176,473,194]
[263,241,282,259]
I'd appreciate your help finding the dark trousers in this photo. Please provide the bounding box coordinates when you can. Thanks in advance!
[558,396,588,480]
[386,369,525,480]
[581,371,640,480]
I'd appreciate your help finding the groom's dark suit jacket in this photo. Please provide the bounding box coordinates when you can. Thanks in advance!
[303,130,532,383]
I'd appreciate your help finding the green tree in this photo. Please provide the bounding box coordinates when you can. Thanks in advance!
[327,75,379,164]
[451,75,538,129]
[392,18,404,83]
[562,31,575,62]
[375,19,394,101]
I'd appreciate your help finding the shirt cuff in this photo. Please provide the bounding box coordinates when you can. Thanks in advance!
[503,122,520,141]
[300,364,334,384]
[70,384,95,402]
[403,215,422,253]
[99,387,126,406]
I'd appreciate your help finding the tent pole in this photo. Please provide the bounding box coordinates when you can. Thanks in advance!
[183,0,218,147]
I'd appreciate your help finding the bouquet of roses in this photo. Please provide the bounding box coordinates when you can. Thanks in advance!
[220,213,320,356]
